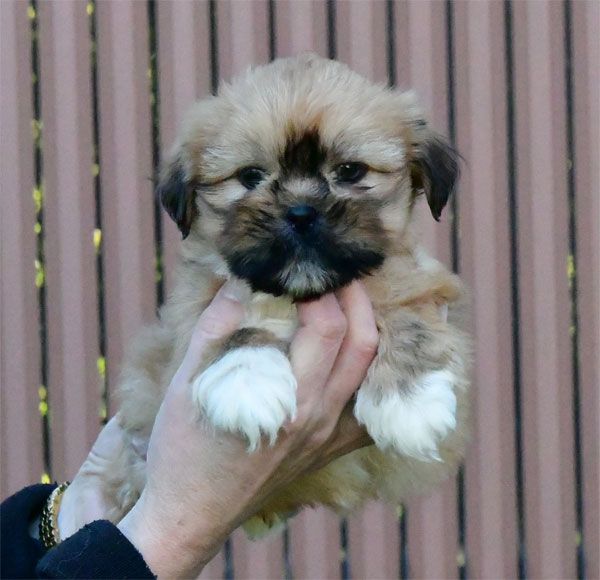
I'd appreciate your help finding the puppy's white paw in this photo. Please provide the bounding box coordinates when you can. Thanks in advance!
[191,346,297,451]
[355,369,457,462]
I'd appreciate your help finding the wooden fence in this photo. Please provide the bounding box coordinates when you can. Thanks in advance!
[1,1,598,578]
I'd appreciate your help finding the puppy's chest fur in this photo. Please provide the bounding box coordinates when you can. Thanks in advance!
[241,294,298,342]
[167,248,459,348]
[161,249,460,393]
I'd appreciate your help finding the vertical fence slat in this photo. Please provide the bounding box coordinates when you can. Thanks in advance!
[274,0,328,58]
[395,2,459,576]
[512,1,577,577]
[230,527,285,580]
[573,2,600,578]
[290,508,341,580]
[95,0,156,404]
[336,0,388,84]
[217,0,270,79]
[215,3,286,577]
[398,0,453,267]
[0,0,44,498]
[336,2,400,577]
[453,1,519,577]
[272,4,341,578]
[406,490,459,580]
[156,0,212,296]
[154,3,223,576]
[348,503,400,580]
[36,0,101,482]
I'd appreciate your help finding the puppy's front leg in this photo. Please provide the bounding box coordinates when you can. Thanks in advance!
[191,329,297,451]
[355,311,466,462]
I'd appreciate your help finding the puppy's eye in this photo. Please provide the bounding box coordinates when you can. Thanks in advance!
[238,167,266,190]
[335,162,368,184]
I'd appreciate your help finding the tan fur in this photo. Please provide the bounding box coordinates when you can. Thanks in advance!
[104,54,471,535]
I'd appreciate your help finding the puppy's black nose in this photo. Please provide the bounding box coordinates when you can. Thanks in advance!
[286,204,318,233]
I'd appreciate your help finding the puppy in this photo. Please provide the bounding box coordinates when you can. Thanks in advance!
[107,54,471,536]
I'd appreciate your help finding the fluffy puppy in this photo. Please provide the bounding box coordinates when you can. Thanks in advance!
[109,54,471,536]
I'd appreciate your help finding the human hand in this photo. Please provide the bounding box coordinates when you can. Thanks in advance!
[57,417,130,540]
[117,279,378,578]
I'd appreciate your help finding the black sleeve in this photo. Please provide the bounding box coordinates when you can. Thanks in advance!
[36,521,155,579]
[1,484,55,579]
[1,485,155,579]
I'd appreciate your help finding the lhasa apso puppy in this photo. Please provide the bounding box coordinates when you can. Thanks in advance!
[107,54,471,536]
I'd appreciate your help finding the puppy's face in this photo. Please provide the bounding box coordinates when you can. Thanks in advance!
[159,55,458,299]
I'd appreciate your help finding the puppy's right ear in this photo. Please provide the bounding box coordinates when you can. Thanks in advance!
[156,157,197,239]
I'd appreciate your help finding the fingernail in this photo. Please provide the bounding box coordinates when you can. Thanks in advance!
[219,278,250,303]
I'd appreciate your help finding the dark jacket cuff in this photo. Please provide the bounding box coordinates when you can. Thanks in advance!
[1,483,56,579]
[36,519,155,579]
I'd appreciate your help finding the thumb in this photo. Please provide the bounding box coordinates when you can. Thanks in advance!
[176,279,248,381]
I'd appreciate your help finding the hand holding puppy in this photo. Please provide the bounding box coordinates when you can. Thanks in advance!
[62,280,374,578]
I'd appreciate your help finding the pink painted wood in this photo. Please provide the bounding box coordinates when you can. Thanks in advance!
[36,0,102,482]
[512,1,577,577]
[273,4,343,578]
[231,526,285,580]
[216,0,270,79]
[289,508,341,580]
[156,0,212,295]
[453,2,519,577]
[398,0,454,268]
[395,2,459,577]
[336,3,401,578]
[214,3,285,577]
[348,502,400,580]
[95,0,157,408]
[336,0,388,84]
[572,2,600,579]
[274,0,328,59]
[0,0,45,498]
[153,4,226,575]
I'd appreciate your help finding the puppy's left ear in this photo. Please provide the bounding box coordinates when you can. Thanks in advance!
[156,156,197,239]
[409,125,460,221]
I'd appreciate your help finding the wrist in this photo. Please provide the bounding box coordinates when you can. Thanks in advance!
[117,491,224,578]
[57,479,109,540]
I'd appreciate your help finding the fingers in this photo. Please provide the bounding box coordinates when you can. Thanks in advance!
[290,293,347,405]
[176,280,247,381]
[323,281,379,412]
[174,278,376,444]
[88,417,127,460]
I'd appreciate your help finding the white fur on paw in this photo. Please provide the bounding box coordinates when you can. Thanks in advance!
[355,370,457,462]
[191,346,297,451]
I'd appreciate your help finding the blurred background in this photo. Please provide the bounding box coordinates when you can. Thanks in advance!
[1,1,598,578]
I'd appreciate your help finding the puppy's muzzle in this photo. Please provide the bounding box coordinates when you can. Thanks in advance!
[221,195,387,299]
